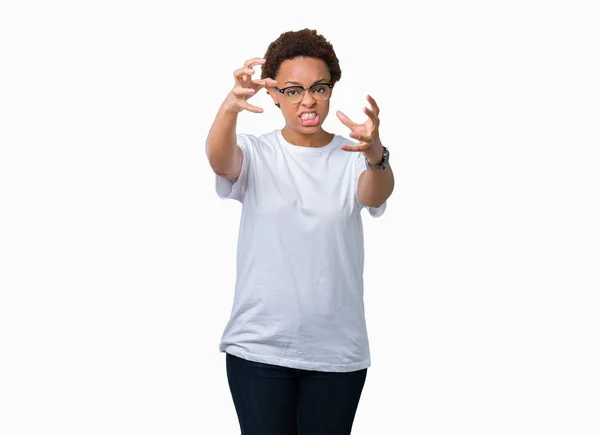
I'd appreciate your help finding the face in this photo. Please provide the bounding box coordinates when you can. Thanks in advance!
[268,56,333,137]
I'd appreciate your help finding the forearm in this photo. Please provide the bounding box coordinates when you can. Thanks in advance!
[205,99,240,175]
[358,142,395,207]
[360,163,394,207]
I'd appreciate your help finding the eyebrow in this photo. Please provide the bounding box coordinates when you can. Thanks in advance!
[284,78,329,86]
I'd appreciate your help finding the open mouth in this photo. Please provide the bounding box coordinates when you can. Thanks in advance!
[299,112,319,126]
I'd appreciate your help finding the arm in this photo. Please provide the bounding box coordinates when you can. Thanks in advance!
[205,57,277,182]
[205,103,243,182]
[358,144,394,208]
[337,95,395,208]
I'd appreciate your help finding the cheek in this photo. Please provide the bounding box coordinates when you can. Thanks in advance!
[317,102,330,119]
[282,106,296,121]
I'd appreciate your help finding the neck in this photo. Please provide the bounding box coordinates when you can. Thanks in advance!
[282,126,333,148]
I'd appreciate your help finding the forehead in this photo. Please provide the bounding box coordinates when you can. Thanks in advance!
[276,57,330,83]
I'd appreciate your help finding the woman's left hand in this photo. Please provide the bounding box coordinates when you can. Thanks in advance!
[336,94,384,162]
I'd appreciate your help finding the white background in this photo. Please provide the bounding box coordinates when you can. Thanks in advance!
[1,0,599,434]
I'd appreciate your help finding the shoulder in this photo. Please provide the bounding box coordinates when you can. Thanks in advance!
[237,130,279,149]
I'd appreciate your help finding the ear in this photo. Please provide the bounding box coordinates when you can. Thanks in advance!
[267,87,280,108]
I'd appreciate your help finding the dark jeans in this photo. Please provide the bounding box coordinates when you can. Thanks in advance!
[225,352,368,435]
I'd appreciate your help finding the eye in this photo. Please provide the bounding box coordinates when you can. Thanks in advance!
[313,85,328,93]
[285,87,301,97]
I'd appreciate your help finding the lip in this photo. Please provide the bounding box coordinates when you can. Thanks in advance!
[298,111,319,127]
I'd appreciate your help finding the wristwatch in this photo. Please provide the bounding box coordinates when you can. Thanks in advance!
[365,145,390,170]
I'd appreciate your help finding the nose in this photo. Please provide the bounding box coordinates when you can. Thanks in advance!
[300,88,316,106]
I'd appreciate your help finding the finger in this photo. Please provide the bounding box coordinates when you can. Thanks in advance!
[239,101,264,113]
[349,130,372,143]
[234,68,258,87]
[336,110,356,129]
[244,57,266,68]
[367,94,380,116]
[363,106,379,126]
[262,78,278,88]
[252,78,278,88]
[232,87,256,97]
[234,67,255,79]
[341,143,370,152]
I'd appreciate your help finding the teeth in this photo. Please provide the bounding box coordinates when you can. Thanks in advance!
[300,112,316,119]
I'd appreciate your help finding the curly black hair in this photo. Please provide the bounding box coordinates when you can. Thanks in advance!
[261,29,342,84]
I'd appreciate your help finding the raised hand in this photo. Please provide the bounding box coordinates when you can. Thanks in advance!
[225,58,278,114]
[336,95,384,161]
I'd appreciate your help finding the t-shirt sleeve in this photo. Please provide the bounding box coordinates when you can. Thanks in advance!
[215,134,252,203]
[354,151,387,218]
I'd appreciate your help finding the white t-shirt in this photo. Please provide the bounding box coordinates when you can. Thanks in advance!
[215,129,386,372]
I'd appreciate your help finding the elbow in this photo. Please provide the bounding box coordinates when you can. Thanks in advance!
[359,183,394,208]
[359,194,387,208]
[365,199,387,208]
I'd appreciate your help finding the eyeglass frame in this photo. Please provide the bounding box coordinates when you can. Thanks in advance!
[274,82,334,103]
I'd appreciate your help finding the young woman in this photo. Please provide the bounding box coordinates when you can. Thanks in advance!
[206,28,394,435]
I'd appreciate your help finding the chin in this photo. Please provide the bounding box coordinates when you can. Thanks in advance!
[297,123,321,132]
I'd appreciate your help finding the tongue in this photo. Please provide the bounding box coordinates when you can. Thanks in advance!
[299,114,319,126]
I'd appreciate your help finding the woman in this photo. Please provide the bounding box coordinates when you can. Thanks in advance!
[205,28,394,435]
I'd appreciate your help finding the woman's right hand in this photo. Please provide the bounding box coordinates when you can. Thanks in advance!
[224,58,278,114]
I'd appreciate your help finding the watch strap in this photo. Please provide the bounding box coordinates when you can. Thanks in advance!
[365,146,389,170]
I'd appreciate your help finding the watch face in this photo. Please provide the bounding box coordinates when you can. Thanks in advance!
[381,148,389,165]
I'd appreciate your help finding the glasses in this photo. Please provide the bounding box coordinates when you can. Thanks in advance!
[275,83,333,104]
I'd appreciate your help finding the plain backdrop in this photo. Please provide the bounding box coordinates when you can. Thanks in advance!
[1,0,599,434]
